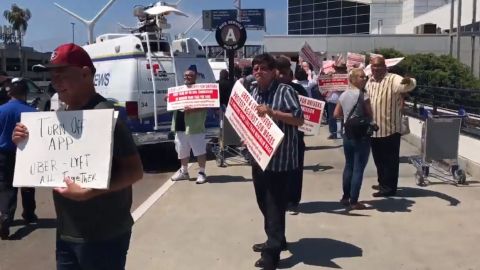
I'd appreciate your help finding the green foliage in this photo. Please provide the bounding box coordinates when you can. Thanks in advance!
[3,4,31,34]
[366,48,480,89]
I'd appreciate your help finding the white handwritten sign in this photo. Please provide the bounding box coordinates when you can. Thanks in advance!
[13,109,115,189]
[225,81,284,171]
[298,96,325,135]
[167,83,220,111]
[318,74,349,92]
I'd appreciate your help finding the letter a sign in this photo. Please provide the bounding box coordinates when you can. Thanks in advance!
[215,20,247,50]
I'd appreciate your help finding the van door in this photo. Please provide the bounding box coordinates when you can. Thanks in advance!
[137,57,176,130]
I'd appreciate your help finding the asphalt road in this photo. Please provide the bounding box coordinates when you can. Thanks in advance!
[0,143,177,270]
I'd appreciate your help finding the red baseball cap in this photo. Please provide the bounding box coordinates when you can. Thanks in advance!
[33,43,95,72]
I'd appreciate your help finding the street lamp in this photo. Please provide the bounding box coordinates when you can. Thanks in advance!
[71,22,75,43]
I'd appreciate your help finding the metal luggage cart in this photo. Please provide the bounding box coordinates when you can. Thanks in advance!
[210,108,251,167]
[409,115,467,186]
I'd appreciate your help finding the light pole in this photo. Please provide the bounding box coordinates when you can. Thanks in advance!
[71,22,75,43]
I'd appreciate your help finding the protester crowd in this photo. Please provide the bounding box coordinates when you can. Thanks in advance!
[0,43,416,270]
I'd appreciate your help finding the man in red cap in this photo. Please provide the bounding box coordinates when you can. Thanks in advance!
[14,43,143,269]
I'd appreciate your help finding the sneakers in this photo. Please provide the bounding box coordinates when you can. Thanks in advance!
[196,172,207,184]
[170,169,190,181]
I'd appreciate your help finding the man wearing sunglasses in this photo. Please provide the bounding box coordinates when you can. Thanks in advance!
[0,74,38,239]
[249,53,304,270]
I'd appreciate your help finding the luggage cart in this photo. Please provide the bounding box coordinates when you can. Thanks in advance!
[210,108,251,167]
[409,115,467,186]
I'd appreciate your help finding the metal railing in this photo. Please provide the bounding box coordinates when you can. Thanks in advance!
[408,85,480,115]
[406,85,480,138]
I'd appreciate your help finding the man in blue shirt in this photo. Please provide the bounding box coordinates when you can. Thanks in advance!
[0,77,38,239]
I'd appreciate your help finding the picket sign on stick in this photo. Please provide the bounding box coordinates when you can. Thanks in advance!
[318,74,349,91]
[298,96,325,135]
[224,81,284,171]
[347,52,366,71]
[167,83,220,111]
[14,109,117,189]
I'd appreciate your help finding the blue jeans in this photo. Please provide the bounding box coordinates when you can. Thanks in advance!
[326,102,338,135]
[342,137,371,204]
[56,230,131,270]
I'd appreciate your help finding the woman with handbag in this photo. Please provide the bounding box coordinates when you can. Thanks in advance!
[334,68,374,210]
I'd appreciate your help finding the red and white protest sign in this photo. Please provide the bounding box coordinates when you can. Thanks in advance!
[322,60,336,74]
[300,42,322,73]
[298,96,325,135]
[364,57,404,76]
[167,83,220,111]
[225,81,284,171]
[347,52,366,71]
[318,74,349,92]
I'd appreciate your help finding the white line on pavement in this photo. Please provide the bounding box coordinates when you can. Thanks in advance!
[132,163,193,222]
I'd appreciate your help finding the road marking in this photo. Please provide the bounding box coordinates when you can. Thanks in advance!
[132,163,193,222]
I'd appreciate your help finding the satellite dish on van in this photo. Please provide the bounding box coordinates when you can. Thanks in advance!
[144,5,188,17]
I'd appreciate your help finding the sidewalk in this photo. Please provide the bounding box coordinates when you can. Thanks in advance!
[127,129,480,270]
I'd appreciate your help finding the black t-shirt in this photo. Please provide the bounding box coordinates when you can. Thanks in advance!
[54,93,138,242]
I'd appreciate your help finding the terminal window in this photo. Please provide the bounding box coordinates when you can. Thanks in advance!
[288,0,371,35]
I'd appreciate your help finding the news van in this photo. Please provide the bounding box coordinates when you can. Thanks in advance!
[54,1,219,145]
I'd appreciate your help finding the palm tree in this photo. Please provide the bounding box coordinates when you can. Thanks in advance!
[3,4,32,75]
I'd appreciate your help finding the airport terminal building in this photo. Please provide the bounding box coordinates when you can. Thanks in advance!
[273,0,480,76]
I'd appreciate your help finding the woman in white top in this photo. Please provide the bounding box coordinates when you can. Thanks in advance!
[334,68,373,210]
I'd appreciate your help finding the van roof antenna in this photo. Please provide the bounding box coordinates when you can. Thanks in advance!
[54,0,118,44]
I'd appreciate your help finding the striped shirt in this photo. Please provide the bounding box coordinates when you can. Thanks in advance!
[366,73,416,138]
[251,81,303,172]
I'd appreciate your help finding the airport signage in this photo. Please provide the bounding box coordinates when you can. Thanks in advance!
[298,96,325,135]
[203,9,265,31]
[13,109,116,189]
[225,81,284,171]
[215,20,247,50]
[167,83,220,111]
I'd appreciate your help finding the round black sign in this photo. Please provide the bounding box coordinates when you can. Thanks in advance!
[215,20,247,50]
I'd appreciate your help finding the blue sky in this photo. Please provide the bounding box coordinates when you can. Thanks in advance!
[0,0,287,52]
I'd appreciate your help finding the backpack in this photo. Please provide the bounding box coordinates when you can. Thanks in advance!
[344,91,371,140]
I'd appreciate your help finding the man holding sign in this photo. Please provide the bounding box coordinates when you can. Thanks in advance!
[249,54,304,270]
[169,66,209,184]
[13,43,143,269]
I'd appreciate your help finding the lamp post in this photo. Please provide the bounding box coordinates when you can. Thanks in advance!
[71,22,75,43]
